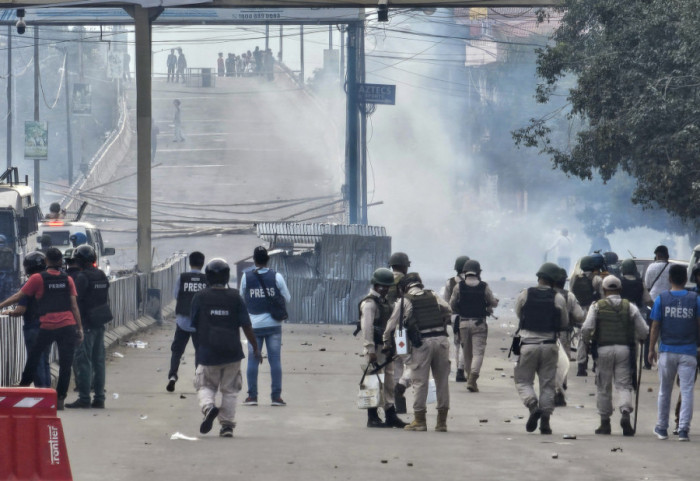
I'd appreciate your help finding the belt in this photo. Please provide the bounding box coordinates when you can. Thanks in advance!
[420,330,448,338]
[522,339,556,345]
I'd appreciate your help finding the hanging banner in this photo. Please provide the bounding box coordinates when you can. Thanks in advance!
[24,121,48,160]
[107,51,124,79]
[72,83,92,115]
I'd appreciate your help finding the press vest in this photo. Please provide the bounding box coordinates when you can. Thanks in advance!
[595,299,634,346]
[405,290,444,332]
[197,288,244,355]
[659,291,699,346]
[571,274,596,307]
[244,268,281,315]
[176,272,207,316]
[620,277,644,307]
[520,288,559,333]
[358,294,393,345]
[38,271,72,316]
[457,281,488,319]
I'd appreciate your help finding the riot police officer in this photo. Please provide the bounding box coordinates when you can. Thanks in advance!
[358,268,406,428]
[383,273,452,432]
[443,255,469,382]
[513,263,568,434]
[66,245,112,409]
[387,251,411,413]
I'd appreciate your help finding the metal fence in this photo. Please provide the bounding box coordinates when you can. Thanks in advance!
[0,253,187,387]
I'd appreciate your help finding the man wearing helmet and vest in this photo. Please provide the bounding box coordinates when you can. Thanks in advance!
[387,251,411,413]
[449,259,499,393]
[4,252,52,387]
[513,262,569,435]
[358,267,407,428]
[0,247,84,410]
[382,273,452,432]
[619,259,653,369]
[45,202,66,220]
[571,254,604,376]
[582,275,648,436]
[443,255,469,383]
[552,267,583,407]
[240,246,291,407]
[166,251,207,393]
[191,258,262,438]
[648,264,700,442]
[66,245,112,409]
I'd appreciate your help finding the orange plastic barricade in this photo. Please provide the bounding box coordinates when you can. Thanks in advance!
[0,387,73,481]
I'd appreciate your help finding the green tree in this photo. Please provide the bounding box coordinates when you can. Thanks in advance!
[513,0,700,222]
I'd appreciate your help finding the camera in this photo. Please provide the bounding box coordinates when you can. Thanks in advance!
[16,9,26,35]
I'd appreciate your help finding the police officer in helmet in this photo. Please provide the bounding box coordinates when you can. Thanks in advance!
[513,262,569,434]
[358,267,407,428]
[443,255,470,382]
[66,245,112,409]
[387,251,412,414]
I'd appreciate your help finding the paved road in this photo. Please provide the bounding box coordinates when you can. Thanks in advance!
[61,281,699,481]
[87,72,344,273]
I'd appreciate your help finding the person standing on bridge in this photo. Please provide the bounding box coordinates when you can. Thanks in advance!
[0,247,84,410]
[167,251,207,393]
[191,259,262,437]
[217,52,225,77]
[173,99,185,143]
[240,246,291,407]
[166,49,177,83]
[176,48,187,84]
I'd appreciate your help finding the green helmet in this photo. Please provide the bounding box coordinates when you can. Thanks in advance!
[454,255,470,272]
[580,255,596,272]
[462,259,481,275]
[621,259,637,276]
[398,272,423,291]
[536,262,561,283]
[371,267,395,286]
[555,267,568,287]
[388,252,411,268]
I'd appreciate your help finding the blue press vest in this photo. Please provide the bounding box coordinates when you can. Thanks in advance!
[659,291,698,346]
[244,268,279,315]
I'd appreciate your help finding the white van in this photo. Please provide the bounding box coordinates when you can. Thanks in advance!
[37,220,115,274]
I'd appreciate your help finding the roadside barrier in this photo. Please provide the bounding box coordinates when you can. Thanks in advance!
[0,387,73,481]
[0,253,187,386]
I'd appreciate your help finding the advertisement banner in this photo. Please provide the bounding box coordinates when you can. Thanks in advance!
[107,51,124,79]
[24,121,48,160]
[72,83,92,115]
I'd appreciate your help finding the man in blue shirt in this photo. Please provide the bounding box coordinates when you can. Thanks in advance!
[239,246,291,407]
[648,264,700,442]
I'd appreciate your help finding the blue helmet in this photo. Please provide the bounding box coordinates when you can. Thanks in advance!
[70,232,87,247]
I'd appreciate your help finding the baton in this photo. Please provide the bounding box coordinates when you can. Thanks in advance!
[633,341,644,434]
[369,356,397,375]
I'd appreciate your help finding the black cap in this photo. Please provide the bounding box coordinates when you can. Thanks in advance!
[654,245,669,257]
[253,246,269,265]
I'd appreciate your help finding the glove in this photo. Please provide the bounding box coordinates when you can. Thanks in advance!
[381,341,394,355]
[368,352,378,364]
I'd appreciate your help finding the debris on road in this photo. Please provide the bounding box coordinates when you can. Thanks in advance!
[611,447,623,453]
[113,352,124,358]
[170,432,198,441]
[563,435,576,440]
[126,340,148,349]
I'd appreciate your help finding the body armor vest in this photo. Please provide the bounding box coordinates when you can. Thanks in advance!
[176,272,208,316]
[197,288,244,352]
[38,271,72,315]
[405,290,444,331]
[571,274,596,307]
[620,277,644,307]
[243,268,282,315]
[358,294,393,344]
[595,299,633,346]
[659,291,698,346]
[457,281,488,319]
[520,288,559,333]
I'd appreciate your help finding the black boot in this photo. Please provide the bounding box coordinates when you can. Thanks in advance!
[367,408,386,428]
[455,369,467,382]
[526,403,541,433]
[384,406,408,428]
[576,363,587,377]
[539,415,552,435]
[620,411,634,436]
[554,390,567,407]
[394,384,407,414]
[595,417,611,435]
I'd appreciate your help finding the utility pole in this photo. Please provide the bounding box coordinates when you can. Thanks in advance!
[265,23,269,51]
[329,25,333,50]
[279,25,283,62]
[6,26,12,170]
[345,24,359,224]
[33,26,40,205]
[359,23,368,225]
[340,25,345,82]
[64,52,73,185]
[299,25,304,85]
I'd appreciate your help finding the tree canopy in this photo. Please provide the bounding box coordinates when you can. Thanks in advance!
[513,0,700,222]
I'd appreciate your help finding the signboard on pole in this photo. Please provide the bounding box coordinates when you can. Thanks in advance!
[357,83,396,105]
[24,121,48,159]
[72,83,92,115]
[107,50,124,79]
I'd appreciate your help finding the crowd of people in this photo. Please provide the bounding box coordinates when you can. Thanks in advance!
[216,46,276,81]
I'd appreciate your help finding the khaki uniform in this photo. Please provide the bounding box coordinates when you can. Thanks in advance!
[514,286,569,416]
[576,273,604,366]
[359,289,395,409]
[556,288,584,361]
[384,287,452,411]
[443,276,464,371]
[388,271,410,386]
[582,295,648,417]
[449,275,499,378]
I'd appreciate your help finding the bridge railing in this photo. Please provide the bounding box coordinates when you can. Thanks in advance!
[0,253,187,387]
